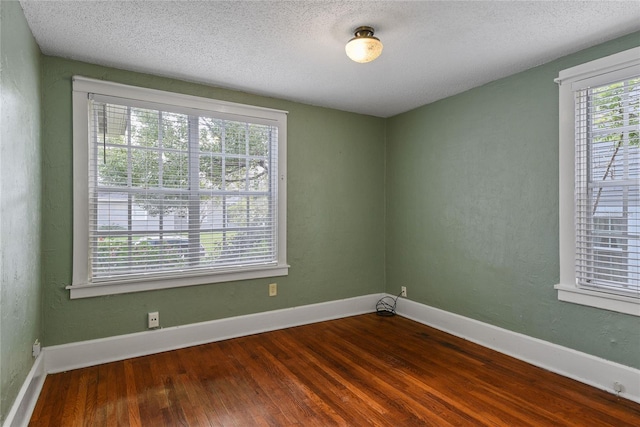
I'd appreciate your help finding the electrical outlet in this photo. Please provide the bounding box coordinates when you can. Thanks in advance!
[401,286,407,297]
[269,283,277,297]
[148,311,160,329]
[32,339,41,358]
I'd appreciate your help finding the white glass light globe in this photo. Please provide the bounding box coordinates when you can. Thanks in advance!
[345,36,383,63]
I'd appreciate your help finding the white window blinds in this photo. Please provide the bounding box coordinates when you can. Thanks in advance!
[87,94,280,283]
[575,76,639,298]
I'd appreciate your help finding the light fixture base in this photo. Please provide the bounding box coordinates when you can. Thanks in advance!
[353,26,375,38]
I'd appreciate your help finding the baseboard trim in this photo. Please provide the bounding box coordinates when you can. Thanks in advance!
[44,293,382,374]
[396,296,640,404]
[2,353,46,427]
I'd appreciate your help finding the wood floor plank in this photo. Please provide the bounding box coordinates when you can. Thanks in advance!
[259,339,386,425]
[28,314,640,426]
[123,361,142,426]
[224,340,317,425]
[81,366,98,427]
[268,329,442,426]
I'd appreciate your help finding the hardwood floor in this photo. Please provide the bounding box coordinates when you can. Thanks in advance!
[29,314,640,426]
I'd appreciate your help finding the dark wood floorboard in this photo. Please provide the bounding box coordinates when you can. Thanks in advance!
[29,314,640,426]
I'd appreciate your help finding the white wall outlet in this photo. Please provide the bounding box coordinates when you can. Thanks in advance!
[32,339,41,358]
[401,286,407,297]
[269,283,277,297]
[148,311,160,329]
[613,381,625,394]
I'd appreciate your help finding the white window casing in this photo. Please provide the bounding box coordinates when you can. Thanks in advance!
[555,47,640,316]
[69,77,288,298]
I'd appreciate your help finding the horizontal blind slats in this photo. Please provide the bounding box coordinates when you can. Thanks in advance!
[574,76,640,298]
[88,99,279,281]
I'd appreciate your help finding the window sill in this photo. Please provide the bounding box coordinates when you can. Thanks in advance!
[67,265,289,299]
[554,284,639,317]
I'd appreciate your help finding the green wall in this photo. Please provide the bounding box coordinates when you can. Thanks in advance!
[386,32,640,368]
[0,0,42,421]
[40,57,386,345]
[3,7,636,415]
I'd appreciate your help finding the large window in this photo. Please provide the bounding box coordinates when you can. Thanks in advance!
[70,77,288,298]
[555,47,639,316]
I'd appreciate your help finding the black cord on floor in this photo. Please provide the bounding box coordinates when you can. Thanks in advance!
[376,291,403,316]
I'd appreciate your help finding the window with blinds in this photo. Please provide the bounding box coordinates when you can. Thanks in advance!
[71,77,288,297]
[574,77,639,298]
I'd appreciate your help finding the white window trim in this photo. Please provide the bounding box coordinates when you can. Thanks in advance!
[69,76,288,299]
[554,47,640,317]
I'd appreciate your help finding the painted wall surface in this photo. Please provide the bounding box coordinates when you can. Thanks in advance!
[41,57,386,345]
[386,32,640,368]
[0,0,42,421]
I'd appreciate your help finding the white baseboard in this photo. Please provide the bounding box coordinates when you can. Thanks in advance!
[44,293,382,374]
[396,296,640,404]
[2,353,46,427]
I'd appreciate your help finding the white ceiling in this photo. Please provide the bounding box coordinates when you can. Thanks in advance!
[19,1,640,117]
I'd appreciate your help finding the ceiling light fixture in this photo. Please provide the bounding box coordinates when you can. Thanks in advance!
[345,26,383,63]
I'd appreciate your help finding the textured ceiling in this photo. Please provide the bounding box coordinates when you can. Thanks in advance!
[19,1,640,117]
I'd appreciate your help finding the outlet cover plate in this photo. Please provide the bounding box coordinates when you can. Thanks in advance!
[148,312,159,328]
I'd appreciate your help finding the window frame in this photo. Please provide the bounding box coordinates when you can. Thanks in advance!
[554,47,640,316]
[69,77,288,299]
